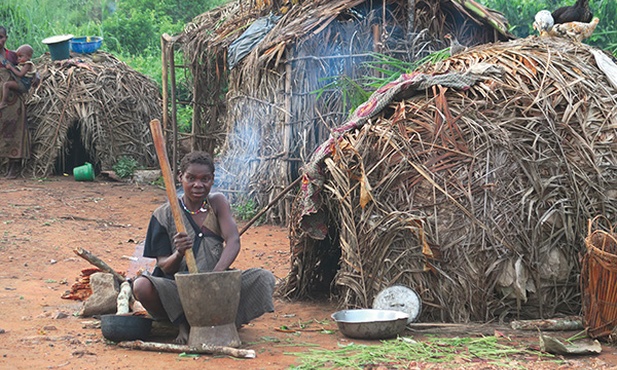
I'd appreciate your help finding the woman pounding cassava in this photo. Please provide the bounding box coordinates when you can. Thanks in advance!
[133,151,275,344]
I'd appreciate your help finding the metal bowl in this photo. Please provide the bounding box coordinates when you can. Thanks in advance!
[101,314,152,342]
[331,309,409,339]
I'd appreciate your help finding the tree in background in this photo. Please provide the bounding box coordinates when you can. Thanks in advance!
[0,0,226,57]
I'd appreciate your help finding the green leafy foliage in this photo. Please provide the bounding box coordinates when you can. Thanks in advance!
[1,0,225,74]
[102,9,162,55]
[314,49,451,115]
[232,199,259,221]
[112,156,139,179]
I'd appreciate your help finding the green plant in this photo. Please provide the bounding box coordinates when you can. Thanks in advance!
[113,156,138,178]
[232,199,259,221]
[314,49,450,114]
[151,176,165,187]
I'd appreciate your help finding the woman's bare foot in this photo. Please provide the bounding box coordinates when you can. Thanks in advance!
[174,321,189,344]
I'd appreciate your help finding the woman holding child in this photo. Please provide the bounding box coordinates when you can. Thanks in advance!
[0,26,31,179]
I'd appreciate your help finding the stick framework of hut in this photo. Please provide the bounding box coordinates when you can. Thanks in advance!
[281,36,617,323]
[171,0,513,224]
[26,52,161,177]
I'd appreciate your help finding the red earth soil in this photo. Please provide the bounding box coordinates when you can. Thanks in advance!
[0,176,616,369]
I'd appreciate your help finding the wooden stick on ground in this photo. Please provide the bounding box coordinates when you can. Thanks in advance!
[73,247,125,282]
[117,340,256,358]
[511,317,583,331]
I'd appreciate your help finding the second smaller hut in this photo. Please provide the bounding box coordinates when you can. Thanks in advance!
[26,51,162,177]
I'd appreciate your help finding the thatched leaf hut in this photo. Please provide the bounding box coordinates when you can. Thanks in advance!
[176,0,513,224]
[26,52,161,177]
[281,36,617,322]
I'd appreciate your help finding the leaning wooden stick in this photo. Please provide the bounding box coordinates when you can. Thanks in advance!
[239,176,302,236]
[73,247,126,282]
[149,119,198,274]
[118,340,256,358]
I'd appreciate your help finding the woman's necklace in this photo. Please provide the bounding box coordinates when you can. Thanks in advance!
[180,197,209,215]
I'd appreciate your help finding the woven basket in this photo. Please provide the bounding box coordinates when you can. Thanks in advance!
[581,216,617,340]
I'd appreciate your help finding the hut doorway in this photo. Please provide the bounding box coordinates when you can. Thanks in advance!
[53,122,97,176]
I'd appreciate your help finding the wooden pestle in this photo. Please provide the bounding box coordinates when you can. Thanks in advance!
[149,119,198,274]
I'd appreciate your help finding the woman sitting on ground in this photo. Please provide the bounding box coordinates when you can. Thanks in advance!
[132,151,276,344]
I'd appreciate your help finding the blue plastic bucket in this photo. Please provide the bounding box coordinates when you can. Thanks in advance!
[74,162,94,181]
[42,35,73,61]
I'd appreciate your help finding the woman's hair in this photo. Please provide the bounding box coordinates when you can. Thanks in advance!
[0,26,7,36]
[179,151,214,173]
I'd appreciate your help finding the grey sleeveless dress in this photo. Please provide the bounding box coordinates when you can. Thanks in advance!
[141,200,275,327]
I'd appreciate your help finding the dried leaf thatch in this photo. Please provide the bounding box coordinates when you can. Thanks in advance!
[26,52,161,176]
[281,36,617,323]
[177,0,513,224]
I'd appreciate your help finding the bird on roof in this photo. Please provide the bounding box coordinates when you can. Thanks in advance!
[551,0,593,24]
[548,17,600,42]
[533,10,555,36]
[444,34,468,56]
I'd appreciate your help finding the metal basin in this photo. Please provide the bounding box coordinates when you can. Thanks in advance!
[331,309,409,339]
[101,314,152,342]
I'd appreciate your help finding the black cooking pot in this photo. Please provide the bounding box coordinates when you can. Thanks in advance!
[100,314,153,342]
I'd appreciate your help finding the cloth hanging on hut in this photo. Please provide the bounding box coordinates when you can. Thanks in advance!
[227,13,280,69]
[591,49,617,90]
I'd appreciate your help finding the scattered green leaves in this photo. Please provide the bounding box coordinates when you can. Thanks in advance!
[288,336,559,369]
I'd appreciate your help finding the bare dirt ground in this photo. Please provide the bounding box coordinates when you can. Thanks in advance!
[1,176,616,369]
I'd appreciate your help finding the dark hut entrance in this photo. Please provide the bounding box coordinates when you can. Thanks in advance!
[53,122,97,176]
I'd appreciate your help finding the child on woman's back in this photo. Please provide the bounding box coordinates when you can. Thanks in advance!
[0,44,36,110]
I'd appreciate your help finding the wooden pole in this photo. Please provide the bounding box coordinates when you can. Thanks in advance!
[407,0,416,38]
[282,62,293,222]
[160,34,169,131]
[150,119,199,273]
[169,42,179,179]
[191,73,199,151]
